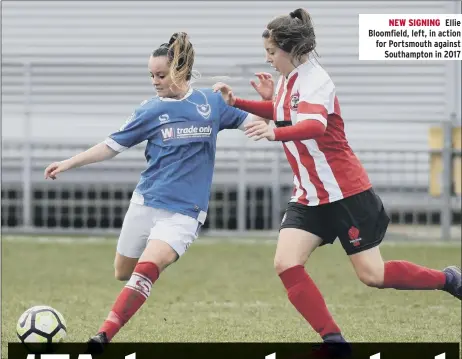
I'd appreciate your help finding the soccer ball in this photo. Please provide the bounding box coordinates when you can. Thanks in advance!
[16,305,67,347]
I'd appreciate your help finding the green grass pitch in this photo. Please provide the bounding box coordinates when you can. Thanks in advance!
[2,236,461,358]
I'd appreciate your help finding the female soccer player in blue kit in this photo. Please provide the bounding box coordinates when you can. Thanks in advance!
[44,32,255,348]
[214,7,461,349]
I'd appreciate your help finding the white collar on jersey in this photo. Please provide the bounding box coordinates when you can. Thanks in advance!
[158,87,194,102]
[286,66,300,80]
[285,53,318,79]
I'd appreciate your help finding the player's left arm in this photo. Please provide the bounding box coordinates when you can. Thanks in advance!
[218,94,265,131]
[250,115,271,125]
[237,114,269,131]
[245,79,333,142]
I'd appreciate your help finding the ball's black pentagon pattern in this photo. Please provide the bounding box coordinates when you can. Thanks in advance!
[17,308,67,344]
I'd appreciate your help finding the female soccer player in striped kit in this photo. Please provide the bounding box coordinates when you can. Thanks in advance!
[44,32,257,351]
[214,8,461,345]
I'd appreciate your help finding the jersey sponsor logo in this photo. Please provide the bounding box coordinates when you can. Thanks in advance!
[160,124,213,141]
[161,127,175,140]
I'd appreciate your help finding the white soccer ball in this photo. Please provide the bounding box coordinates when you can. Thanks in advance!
[16,306,67,346]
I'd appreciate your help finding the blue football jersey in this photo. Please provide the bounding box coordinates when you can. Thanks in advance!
[104,88,249,224]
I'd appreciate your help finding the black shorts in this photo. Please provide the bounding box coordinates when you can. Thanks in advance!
[280,188,390,255]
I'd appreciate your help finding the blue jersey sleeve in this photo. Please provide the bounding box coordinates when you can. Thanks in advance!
[105,103,155,152]
[218,95,249,131]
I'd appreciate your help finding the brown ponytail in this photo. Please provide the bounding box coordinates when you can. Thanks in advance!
[262,8,316,62]
[168,32,195,87]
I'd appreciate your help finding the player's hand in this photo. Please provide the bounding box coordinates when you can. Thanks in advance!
[250,72,274,101]
[244,121,275,141]
[44,161,70,180]
[212,82,236,106]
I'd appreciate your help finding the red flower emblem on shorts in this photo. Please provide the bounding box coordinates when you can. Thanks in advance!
[348,226,360,240]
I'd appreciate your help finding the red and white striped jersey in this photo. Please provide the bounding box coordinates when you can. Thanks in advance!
[273,59,371,206]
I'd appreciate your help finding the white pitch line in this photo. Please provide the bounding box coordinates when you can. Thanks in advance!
[1,236,114,244]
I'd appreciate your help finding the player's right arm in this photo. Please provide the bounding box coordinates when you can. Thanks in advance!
[44,142,118,180]
[45,101,155,180]
[213,73,275,123]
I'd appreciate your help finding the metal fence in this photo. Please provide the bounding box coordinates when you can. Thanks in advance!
[2,139,461,239]
[2,61,461,240]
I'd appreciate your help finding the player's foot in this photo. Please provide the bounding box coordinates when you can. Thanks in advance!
[86,332,109,355]
[442,266,461,300]
[311,333,352,358]
[322,333,348,344]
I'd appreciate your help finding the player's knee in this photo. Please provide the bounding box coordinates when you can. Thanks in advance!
[274,256,301,275]
[350,247,385,288]
[274,229,319,275]
[356,269,384,288]
[114,269,133,281]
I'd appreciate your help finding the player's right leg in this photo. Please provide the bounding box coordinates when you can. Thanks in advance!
[276,203,346,344]
[113,201,154,281]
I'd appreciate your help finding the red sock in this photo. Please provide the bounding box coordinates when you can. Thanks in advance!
[279,265,341,338]
[382,260,446,290]
[98,261,159,341]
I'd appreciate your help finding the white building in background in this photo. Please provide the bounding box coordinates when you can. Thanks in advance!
[1,2,460,225]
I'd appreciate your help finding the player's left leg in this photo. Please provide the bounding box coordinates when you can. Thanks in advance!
[350,246,460,299]
[335,189,461,299]
[88,209,201,351]
[88,239,176,350]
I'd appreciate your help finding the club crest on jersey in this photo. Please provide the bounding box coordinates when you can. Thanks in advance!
[290,93,299,111]
[196,104,211,119]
